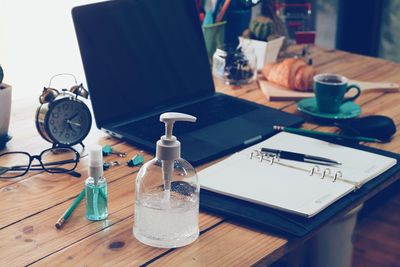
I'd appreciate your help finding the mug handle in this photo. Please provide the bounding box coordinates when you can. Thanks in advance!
[342,84,361,103]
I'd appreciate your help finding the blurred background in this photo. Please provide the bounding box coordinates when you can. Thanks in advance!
[1,0,400,99]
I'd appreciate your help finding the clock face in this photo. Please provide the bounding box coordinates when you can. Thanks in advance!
[46,98,92,145]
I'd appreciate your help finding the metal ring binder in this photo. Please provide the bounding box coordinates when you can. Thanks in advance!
[322,168,331,179]
[250,150,348,184]
[333,171,343,182]
[310,165,320,176]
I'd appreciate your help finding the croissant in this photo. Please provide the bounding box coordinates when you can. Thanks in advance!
[262,58,316,92]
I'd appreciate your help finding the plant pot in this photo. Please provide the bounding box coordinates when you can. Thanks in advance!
[0,83,12,148]
[239,36,285,70]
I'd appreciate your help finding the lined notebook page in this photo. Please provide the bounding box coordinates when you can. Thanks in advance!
[199,132,397,217]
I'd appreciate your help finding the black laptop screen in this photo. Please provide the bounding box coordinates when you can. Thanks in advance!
[72,0,214,127]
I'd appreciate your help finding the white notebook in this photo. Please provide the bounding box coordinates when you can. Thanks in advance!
[198,132,397,218]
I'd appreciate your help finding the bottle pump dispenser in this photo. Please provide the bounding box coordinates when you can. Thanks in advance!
[133,112,200,248]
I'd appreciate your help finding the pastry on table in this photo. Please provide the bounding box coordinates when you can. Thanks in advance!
[262,58,316,92]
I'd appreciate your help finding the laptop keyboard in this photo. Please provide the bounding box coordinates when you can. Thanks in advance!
[116,95,257,142]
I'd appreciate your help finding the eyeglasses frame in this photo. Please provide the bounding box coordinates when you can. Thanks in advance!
[0,147,80,178]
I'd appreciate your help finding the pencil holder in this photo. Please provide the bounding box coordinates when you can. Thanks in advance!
[203,21,226,64]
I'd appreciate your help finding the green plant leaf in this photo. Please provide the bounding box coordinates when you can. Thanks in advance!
[0,65,4,84]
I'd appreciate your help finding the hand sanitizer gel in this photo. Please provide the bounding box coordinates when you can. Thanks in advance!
[133,112,200,248]
[85,145,108,221]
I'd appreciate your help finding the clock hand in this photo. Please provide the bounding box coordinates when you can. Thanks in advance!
[66,120,82,128]
[67,113,79,121]
[67,122,77,133]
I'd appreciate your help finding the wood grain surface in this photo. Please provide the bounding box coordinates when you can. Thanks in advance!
[1,46,400,267]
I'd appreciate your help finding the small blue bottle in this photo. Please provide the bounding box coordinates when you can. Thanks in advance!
[85,145,108,221]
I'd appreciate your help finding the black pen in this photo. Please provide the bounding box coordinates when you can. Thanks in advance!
[261,148,342,166]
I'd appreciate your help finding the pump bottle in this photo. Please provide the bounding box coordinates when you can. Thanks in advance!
[85,145,108,221]
[133,112,200,248]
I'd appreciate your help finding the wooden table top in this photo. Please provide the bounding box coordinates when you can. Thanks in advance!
[1,47,400,266]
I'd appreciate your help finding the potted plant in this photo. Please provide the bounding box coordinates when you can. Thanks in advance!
[240,15,285,70]
[0,65,12,148]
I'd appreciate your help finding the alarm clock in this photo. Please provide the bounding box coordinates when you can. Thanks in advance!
[35,75,92,147]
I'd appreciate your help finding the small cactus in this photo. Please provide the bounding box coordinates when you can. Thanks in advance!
[243,16,274,41]
[0,65,3,84]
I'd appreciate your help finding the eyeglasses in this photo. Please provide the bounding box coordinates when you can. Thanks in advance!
[0,147,81,178]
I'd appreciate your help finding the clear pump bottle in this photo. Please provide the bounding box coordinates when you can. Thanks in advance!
[85,145,108,221]
[133,112,200,248]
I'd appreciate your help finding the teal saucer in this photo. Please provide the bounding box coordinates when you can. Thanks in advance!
[297,98,361,120]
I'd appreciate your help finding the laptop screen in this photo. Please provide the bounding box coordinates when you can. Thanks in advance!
[72,0,214,127]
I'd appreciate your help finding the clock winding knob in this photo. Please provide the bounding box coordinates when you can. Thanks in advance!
[70,83,89,99]
[39,87,60,104]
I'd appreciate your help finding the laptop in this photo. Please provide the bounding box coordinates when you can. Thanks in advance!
[72,0,304,166]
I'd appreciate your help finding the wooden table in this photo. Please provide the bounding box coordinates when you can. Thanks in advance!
[1,47,400,266]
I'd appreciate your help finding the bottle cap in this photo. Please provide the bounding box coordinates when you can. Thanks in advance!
[89,145,103,167]
[89,145,104,179]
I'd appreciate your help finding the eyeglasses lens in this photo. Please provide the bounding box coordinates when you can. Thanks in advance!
[41,148,78,173]
[0,153,31,178]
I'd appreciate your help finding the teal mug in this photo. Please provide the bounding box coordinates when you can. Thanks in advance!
[314,73,361,113]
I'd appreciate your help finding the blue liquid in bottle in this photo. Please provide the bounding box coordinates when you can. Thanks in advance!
[85,145,108,221]
[85,177,108,221]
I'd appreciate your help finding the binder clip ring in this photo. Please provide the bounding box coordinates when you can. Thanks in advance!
[310,165,320,176]
[249,150,277,165]
[260,153,265,162]
[249,151,255,159]
[333,171,342,182]
[322,168,331,179]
